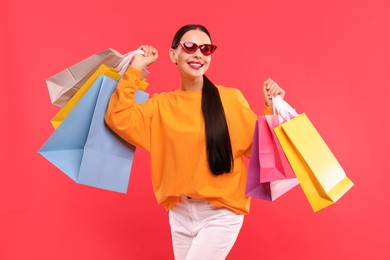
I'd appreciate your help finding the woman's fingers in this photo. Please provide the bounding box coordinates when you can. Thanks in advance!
[262,78,286,105]
[131,45,159,70]
[139,45,157,57]
[266,79,285,97]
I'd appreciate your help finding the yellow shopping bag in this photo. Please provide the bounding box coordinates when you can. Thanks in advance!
[51,64,149,129]
[274,113,354,212]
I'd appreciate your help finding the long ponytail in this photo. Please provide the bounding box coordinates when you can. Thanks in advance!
[202,75,234,175]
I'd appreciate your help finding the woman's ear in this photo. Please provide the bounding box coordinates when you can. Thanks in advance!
[169,48,178,65]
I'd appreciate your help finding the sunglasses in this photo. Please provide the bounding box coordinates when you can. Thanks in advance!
[177,42,217,56]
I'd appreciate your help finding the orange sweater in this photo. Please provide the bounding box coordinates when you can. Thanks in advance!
[105,67,267,214]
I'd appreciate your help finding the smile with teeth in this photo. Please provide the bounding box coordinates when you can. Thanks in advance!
[188,62,203,69]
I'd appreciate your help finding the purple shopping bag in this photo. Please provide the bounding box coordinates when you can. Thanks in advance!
[245,118,299,201]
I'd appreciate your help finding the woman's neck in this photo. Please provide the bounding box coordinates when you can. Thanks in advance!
[180,76,203,91]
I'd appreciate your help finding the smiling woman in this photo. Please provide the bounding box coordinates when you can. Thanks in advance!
[104,24,285,260]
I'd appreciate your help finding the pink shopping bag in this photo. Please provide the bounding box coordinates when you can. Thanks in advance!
[246,119,299,201]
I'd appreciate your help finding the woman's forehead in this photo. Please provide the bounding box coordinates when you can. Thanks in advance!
[181,29,211,43]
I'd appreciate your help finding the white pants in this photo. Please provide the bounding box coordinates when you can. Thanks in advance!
[169,196,244,260]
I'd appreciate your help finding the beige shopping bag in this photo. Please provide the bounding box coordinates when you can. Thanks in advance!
[46,48,123,107]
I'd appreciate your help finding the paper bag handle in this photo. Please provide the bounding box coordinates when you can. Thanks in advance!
[272,96,298,122]
[115,50,145,76]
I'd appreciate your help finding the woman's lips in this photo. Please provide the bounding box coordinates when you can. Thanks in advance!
[188,62,203,70]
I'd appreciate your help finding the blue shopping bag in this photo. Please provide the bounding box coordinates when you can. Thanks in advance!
[39,74,148,193]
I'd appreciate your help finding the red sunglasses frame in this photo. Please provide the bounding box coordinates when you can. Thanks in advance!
[177,41,217,56]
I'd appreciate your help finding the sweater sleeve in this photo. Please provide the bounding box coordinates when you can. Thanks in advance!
[227,89,257,159]
[263,104,273,115]
[104,67,154,152]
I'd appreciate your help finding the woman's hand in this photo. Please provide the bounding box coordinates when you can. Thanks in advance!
[130,45,159,71]
[262,78,285,106]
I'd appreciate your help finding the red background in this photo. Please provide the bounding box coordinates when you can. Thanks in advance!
[1,0,389,259]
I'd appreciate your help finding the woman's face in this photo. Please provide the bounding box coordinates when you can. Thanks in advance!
[170,29,213,80]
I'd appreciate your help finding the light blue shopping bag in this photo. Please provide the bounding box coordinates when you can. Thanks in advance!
[39,74,148,193]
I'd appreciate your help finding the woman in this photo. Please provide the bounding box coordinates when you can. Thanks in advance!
[105,24,285,260]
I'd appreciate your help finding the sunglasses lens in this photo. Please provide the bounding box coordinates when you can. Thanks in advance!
[201,45,216,56]
[182,42,198,53]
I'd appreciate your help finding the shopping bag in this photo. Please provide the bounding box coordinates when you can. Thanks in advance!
[46,48,123,107]
[245,121,299,201]
[273,97,354,212]
[50,64,121,129]
[39,51,148,193]
[50,50,149,129]
[39,74,149,193]
[258,115,296,183]
[77,75,149,191]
